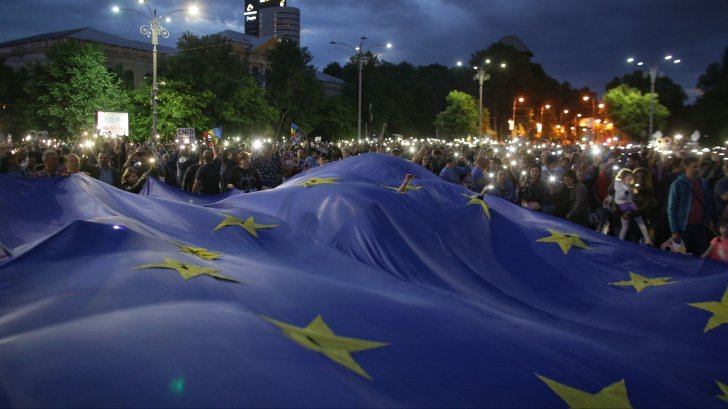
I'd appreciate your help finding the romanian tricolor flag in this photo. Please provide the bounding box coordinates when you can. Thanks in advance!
[290,122,303,143]
[204,127,223,148]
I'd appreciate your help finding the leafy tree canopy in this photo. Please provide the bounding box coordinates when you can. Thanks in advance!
[24,40,129,139]
[435,90,478,139]
[603,84,669,141]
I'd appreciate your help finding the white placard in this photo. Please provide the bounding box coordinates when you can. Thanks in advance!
[97,111,129,136]
[176,128,195,144]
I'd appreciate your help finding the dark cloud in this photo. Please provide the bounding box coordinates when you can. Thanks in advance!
[1,0,726,99]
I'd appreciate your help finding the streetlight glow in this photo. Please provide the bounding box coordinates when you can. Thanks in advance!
[500,63,506,68]
[627,57,634,63]
[624,54,681,142]
[456,61,462,67]
[544,104,551,109]
[518,97,524,103]
[582,95,589,101]
[113,0,199,139]
[485,59,491,64]
[331,36,391,140]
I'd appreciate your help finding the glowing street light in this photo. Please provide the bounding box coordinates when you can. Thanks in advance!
[331,37,392,140]
[112,0,200,139]
[512,96,525,136]
[627,54,682,141]
[473,57,506,140]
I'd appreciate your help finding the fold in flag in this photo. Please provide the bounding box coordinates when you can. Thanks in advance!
[0,153,726,407]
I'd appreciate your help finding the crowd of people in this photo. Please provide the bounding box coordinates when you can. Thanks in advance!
[1,135,726,264]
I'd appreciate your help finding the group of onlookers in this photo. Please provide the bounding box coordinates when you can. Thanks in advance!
[1,136,726,264]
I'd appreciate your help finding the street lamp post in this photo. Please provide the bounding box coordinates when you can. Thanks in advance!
[473,59,506,140]
[627,55,681,142]
[582,95,596,139]
[512,97,524,137]
[112,0,199,139]
[331,38,392,141]
[540,104,551,137]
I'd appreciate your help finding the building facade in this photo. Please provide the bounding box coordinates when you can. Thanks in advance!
[259,7,300,43]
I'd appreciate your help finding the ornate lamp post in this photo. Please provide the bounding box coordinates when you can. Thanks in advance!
[112,0,199,139]
[473,59,506,140]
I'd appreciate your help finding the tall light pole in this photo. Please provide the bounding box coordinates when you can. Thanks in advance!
[539,104,551,137]
[512,97,524,137]
[473,59,506,140]
[627,55,681,142]
[582,95,596,139]
[331,37,392,140]
[112,0,199,139]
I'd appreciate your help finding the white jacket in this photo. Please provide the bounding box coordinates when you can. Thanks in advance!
[614,180,634,205]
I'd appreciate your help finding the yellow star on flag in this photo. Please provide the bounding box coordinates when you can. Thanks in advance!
[297,176,341,188]
[609,272,677,293]
[687,286,728,334]
[380,184,423,193]
[213,214,278,237]
[536,229,591,255]
[134,258,239,283]
[262,314,388,380]
[716,381,728,402]
[536,374,633,409]
[462,193,491,219]
[173,242,222,260]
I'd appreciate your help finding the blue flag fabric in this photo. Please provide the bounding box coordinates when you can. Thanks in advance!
[0,154,727,408]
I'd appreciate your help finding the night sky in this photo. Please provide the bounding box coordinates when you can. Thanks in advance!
[1,0,727,100]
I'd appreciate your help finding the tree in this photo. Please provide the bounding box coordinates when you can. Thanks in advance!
[24,40,129,139]
[0,60,29,139]
[690,46,728,145]
[265,39,324,133]
[164,33,275,135]
[311,96,356,140]
[128,79,210,141]
[435,91,478,139]
[603,84,669,141]
[606,69,687,132]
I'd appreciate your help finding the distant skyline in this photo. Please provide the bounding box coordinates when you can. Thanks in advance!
[1,0,727,101]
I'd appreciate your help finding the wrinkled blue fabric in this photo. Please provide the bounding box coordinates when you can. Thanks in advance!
[0,153,726,408]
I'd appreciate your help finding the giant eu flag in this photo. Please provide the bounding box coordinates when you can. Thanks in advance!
[0,154,726,407]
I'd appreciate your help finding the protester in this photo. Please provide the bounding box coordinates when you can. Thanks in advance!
[614,168,653,245]
[252,142,283,189]
[517,164,546,211]
[667,157,714,254]
[223,151,262,193]
[120,167,147,194]
[33,150,66,178]
[702,221,728,264]
[562,169,591,228]
[484,169,516,203]
[192,150,220,195]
